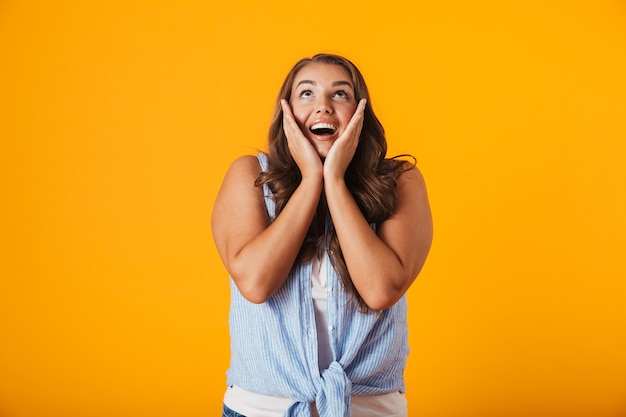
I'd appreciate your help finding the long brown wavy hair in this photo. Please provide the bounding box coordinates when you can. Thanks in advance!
[256,53,409,312]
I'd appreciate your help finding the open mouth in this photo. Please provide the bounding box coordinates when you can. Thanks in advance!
[309,122,337,136]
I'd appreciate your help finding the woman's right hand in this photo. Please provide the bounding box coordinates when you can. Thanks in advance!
[281,99,323,180]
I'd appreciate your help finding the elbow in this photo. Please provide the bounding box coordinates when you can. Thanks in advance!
[359,270,420,311]
[367,260,429,310]
[230,269,276,304]
[362,293,402,311]
[235,281,273,304]
[239,290,271,304]
[360,283,406,311]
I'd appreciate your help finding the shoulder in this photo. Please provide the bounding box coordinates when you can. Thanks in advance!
[215,155,266,204]
[390,162,431,223]
[213,155,267,224]
[395,161,427,191]
[227,154,263,176]
[219,155,264,186]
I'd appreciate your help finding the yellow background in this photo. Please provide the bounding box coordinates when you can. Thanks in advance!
[1,1,625,416]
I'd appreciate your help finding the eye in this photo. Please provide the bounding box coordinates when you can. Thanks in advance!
[333,90,350,99]
[299,89,313,98]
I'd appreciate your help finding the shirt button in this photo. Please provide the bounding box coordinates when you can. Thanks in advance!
[327,287,333,293]
[328,250,334,256]
[328,325,334,331]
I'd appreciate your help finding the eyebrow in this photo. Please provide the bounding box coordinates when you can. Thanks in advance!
[295,80,354,89]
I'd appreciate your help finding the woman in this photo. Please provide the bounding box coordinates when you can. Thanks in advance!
[212,53,433,417]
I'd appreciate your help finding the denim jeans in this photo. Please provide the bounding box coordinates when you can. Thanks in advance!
[222,403,247,417]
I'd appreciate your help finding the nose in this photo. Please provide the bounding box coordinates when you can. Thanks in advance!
[315,97,333,114]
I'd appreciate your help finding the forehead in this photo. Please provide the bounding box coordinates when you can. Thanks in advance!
[293,63,353,87]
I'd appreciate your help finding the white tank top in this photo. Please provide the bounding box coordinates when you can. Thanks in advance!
[311,248,334,370]
[224,251,407,416]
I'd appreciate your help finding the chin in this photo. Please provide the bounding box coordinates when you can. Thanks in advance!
[316,149,330,160]
[312,142,334,160]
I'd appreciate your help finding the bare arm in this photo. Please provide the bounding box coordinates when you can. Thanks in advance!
[211,155,322,303]
[212,101,325,303]
[321,99,433,310]
[324,164,433,310]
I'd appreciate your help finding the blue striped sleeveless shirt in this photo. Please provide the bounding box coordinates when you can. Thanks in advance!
[226,153,409,417]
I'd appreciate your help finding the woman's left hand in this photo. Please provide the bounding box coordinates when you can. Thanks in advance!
[323,98,367,182]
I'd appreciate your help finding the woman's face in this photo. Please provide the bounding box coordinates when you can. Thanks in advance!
[289,63,358,158]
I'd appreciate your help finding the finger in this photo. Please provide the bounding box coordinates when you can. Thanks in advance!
[354,98,367,121]
[281,100,297,128]
[357,98,367,113]
[281,100,296,136]
[280,99,290,116]
[343,98,367,137]
[281,100,303,138]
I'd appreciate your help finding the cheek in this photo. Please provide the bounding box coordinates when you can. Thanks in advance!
[291,109,308,128]
[340,108,357,126]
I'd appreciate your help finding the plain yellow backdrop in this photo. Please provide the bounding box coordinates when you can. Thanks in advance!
[1,1,626,416]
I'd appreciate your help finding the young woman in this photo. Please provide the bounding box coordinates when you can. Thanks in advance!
[212,53,433,417]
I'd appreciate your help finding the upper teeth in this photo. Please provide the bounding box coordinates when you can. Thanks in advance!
[311,123,335,131]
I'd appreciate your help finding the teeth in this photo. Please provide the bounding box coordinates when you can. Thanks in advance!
[310,123,336,131]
